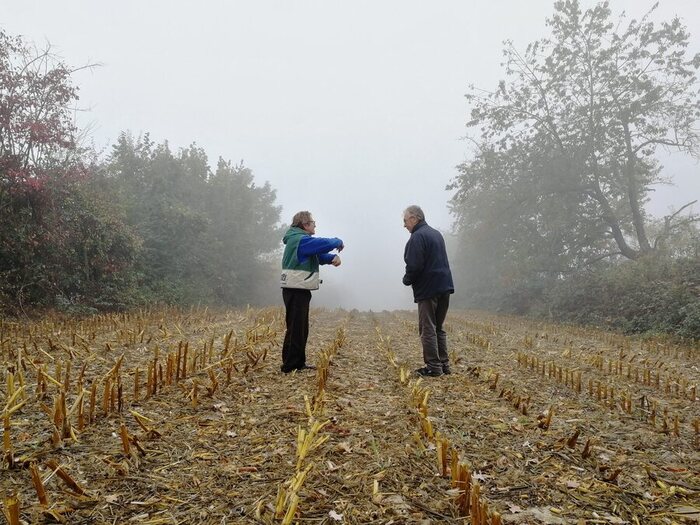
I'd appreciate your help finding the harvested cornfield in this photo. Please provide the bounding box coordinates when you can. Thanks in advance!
[1,308,699,524]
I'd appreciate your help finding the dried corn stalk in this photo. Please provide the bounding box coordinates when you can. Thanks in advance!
[30,463,48,506]
[2,494,20,525]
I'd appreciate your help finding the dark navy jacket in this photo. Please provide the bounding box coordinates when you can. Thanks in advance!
[403,221,454,302]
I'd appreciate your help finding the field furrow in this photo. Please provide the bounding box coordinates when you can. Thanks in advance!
[2,308,698,524]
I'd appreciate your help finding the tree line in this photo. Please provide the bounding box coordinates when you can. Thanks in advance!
[448,1,700,338]
[0,30,283,314]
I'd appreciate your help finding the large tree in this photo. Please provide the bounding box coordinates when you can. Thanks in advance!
[107,133,283,306]
[450,0,700,293]
[0,30,138,312]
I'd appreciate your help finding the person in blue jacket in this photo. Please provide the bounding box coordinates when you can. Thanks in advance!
[280,211,344,373]
[402,205,454,377]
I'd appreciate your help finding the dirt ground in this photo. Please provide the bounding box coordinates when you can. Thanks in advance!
[1,307,699,524]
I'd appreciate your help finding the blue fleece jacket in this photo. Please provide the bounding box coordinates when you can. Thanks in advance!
[298,236,343,265]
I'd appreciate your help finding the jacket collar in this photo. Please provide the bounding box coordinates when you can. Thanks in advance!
[412,220,427,233]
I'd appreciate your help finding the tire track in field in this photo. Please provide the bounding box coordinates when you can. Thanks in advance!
[300,311,457,524]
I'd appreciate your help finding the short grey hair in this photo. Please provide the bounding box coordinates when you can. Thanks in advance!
[291,211,313,227]
[403,205,424,222]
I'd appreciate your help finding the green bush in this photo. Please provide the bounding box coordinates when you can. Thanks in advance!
[540,257,700,339]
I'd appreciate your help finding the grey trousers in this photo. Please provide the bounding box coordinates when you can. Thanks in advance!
[417,293,450,372]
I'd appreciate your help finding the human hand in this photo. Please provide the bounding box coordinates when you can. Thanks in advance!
[337,242,344,252]
[331,255,341,267]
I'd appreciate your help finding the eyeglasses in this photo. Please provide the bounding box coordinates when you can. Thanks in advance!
[305,220,316,226]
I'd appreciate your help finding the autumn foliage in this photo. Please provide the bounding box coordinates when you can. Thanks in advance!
[0,30,282,314]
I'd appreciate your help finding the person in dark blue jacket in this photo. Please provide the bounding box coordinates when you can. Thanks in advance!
[402,205,454,377]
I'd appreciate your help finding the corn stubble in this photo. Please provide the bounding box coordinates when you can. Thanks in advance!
[1,309,697,523]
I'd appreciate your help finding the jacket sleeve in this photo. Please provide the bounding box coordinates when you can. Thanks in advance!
[298,236,343,263]
[403,234,425,285]
[318,253,336,265]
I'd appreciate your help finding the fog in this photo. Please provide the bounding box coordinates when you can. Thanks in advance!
[4,1,699,310]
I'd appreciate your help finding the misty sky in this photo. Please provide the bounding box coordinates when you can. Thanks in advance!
[4,1,699,310]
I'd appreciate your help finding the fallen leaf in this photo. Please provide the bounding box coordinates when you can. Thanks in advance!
[602,515,627,524]
[672,506,700,519]
[473,471,490,482]
[507,502,523,513]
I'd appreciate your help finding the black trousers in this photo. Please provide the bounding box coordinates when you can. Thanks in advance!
[281,288,312,372]
[417,293,450,372]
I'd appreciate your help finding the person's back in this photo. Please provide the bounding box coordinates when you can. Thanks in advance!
[403,221,454,303]
[402,205,454,378]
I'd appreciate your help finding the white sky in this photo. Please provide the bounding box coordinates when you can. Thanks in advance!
[3,1,699,310]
